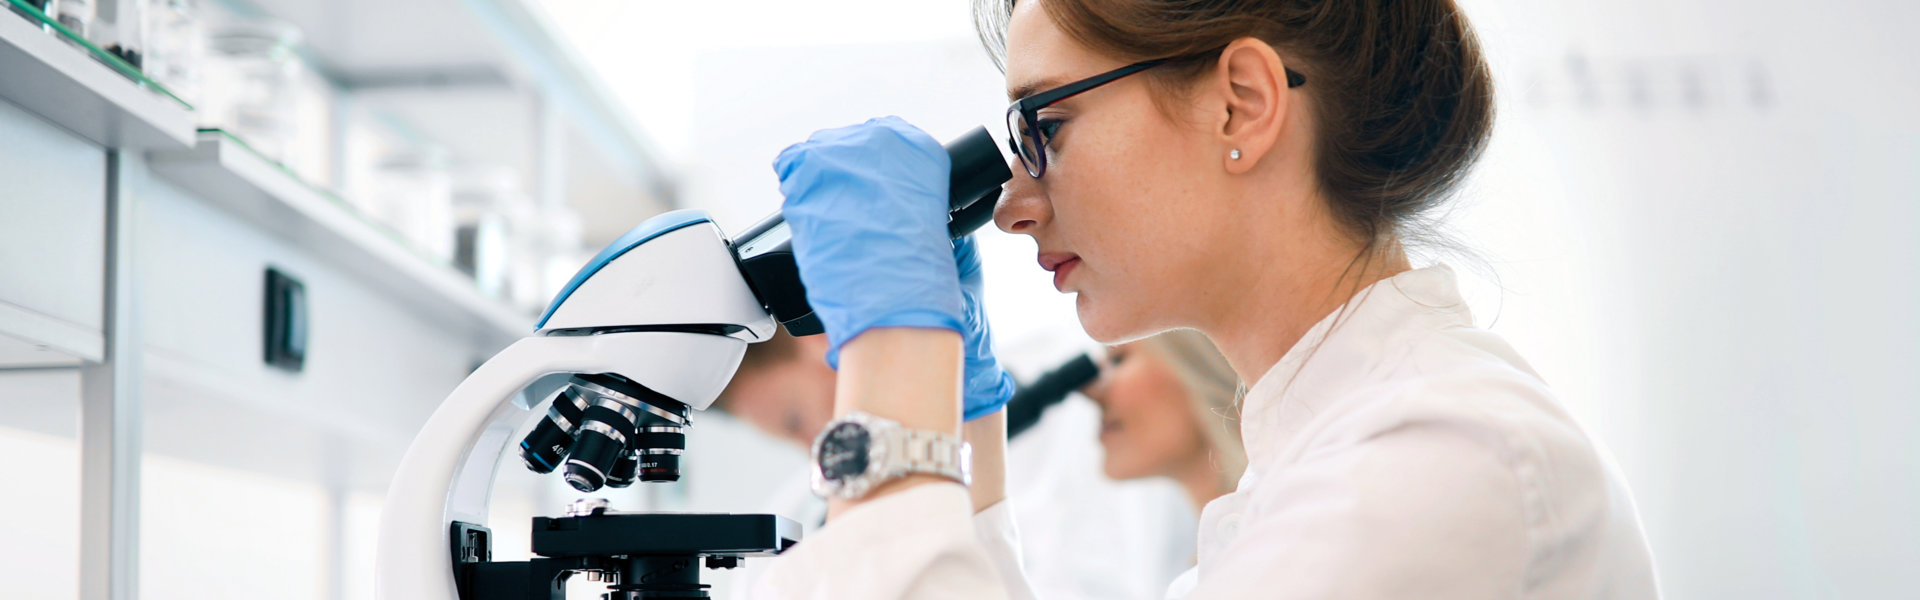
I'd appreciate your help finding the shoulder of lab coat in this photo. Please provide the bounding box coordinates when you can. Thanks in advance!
[1183,265,1659,598]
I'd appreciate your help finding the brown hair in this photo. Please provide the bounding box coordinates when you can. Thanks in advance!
[975,0,1496,246]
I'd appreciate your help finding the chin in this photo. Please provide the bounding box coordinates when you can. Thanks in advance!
[1075,293,1163,345]
[1102,459,1147,482]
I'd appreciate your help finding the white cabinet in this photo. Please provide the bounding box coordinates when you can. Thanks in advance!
[133,158,500,480]
[0,98,105,367]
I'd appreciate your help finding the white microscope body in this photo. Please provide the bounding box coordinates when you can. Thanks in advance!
[374,210,777,600]
[372,127,1007,600]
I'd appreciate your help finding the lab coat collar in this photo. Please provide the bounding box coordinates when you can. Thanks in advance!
[1236,264,1475,466]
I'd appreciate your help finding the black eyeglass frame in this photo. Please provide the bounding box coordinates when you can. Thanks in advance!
[1006,54,1306,178]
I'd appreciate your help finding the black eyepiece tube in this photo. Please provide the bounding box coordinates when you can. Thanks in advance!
[944,126,1014,220]
[732,126,1015,336]
[1005,353,1101,439]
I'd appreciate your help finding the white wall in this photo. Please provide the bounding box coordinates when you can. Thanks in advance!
[1450,0,1920,596]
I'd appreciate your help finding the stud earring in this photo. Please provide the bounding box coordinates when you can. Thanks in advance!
[1229,149,1242,160]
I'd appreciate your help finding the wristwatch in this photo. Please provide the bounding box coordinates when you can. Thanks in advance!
[810,411,971,500]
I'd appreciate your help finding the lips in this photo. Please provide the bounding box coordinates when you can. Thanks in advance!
[1038,253,1081,292]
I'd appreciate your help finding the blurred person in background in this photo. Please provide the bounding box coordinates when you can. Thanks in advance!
[1080,329,1244,520]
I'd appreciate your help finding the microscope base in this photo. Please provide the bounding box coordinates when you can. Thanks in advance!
[452,511,802,600]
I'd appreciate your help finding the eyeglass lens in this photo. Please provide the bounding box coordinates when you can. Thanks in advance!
[1007,107,1045,178]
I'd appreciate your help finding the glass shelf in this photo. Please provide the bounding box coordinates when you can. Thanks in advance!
[5,0,190,110]
[198,128,511,293]
[200,128,423,264]
[148,129,534,349]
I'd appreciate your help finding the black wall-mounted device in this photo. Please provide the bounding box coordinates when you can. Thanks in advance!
[264,267,308,372]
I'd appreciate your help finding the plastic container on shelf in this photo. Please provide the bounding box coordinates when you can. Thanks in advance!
[44,0,92,38]
[144,0,201,103]
[9,1,52,27]
[353,148,457,264]
[199,17,301,164]
[503,201,583,314]
[96,0,145,70]
[450,168,531,298]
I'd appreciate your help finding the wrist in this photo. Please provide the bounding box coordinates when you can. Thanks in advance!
[825,328,965,516]
[962,411,1007,513]
[826,310,965,368]
[834,327,962,436]
[825,325,967,519]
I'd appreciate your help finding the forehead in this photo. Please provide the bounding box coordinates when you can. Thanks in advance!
[1003,0,1117,100]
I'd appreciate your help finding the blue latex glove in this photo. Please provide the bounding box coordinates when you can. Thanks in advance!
[954,234,1018,420]
[775,116,1015,420]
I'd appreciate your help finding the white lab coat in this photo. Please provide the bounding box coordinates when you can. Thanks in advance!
[751,265,1660,599]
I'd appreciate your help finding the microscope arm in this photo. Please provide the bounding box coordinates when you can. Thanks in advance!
[376,331,747,600]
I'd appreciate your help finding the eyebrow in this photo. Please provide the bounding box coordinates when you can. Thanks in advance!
[1008,78,1065,102]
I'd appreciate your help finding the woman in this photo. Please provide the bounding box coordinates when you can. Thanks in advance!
[1084,330,1246,518]
[756,0,1659,597]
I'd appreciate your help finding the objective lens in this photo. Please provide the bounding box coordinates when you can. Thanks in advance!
[637,451,681,483]
[550,374,691,490]
[563,404,637,492]
[634,428,686,483]
[605,450,639,488]
[519,389,587,474]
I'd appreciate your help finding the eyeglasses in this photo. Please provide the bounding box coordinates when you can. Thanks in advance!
[1006,54,1306,178]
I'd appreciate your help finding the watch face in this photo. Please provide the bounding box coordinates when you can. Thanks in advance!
[817,422,871,482]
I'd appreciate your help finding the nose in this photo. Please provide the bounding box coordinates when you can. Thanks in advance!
[993,169,1051,235]
[1079,374,1108,404]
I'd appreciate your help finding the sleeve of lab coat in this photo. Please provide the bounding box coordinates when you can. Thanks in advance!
[1184,416,1533,599]
[752,482,1037,600]
[972,496,1041,600]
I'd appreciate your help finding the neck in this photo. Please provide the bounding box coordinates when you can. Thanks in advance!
[1200,218,1411,385]
[1170,449,1227,516]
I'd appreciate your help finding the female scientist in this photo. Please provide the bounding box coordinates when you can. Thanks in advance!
[755,0,1660,597]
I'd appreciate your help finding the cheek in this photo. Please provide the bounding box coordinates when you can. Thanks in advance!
[1049,106,1219,341]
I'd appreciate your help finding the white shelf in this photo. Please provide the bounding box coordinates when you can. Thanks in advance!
[248,0,673,213]
[0,299,101,367]
[148,131,533,351]
[0,10,194,150]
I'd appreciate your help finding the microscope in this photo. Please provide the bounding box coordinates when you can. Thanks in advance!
[374,127,1012,600]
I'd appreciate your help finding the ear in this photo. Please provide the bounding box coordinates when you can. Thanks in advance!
[1212,38,1293,175]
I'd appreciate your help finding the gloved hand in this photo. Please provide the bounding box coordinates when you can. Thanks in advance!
[775,116,1015,421]
[954,235,1017,420]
